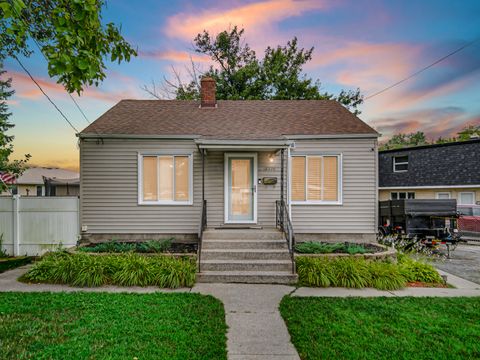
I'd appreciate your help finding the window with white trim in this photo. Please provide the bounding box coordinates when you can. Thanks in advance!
[458,192,475,205]
[391,192,415,200]
[436,192,451,199]
[140,155,192,204]
[291,155,341,203]
[393,155,408,172]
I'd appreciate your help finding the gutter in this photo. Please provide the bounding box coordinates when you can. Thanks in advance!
[77,133,201,140]
[285,133,379,140]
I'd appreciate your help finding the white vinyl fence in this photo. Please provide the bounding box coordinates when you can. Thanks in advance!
[0,196,79,256]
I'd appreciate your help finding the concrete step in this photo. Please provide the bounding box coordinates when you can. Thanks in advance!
[200,259,293,272]
[203,229,284,240]
[202,239,287,250]
[196,271,298,284]
[201,249,291,261]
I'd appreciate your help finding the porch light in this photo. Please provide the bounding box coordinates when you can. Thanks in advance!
[269,154,274,163]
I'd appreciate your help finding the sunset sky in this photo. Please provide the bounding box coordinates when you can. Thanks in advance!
[4,0,480,171]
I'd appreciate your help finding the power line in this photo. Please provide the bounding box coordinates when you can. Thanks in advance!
[9,1,90,124]
[15,56,79,133]
[365,38,479,100]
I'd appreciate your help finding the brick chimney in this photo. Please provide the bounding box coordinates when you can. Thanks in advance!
[200,76,216,108]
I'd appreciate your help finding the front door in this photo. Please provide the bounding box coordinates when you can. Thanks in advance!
[225,153,257,223]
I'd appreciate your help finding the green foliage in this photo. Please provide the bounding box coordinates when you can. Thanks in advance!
[0,0,137,94]
[296,257,334,287]
[0,256,33,273]
[78,238,174,253]
[380,131,428,150]
[367,260,406,290]
[294,242,370,255]
[150,26,363,114]
[0,233,8,257]
[380,124,480,151]
[0,65,30,191]
[398,253,443,284]
[23,252,196,288]
[280,297,480,359]
[0,292,228,359]
[296,254,443,290]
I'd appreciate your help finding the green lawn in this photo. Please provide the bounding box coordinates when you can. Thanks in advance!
[0,292,227,360]
[280,297,480,360]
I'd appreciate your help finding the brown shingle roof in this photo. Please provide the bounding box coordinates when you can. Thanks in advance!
[80,100,377,139]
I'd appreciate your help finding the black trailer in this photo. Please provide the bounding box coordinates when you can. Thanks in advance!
[378,199,461,256]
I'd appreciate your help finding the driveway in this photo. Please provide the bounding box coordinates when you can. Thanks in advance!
[434,244,480,285]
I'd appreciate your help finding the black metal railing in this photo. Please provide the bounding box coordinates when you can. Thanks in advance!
[276,200,296,273]
[197,200,207,272]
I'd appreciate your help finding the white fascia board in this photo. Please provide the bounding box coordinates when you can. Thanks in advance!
[379,185,480,190]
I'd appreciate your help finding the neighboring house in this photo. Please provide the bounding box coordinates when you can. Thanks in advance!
[378,139,480,205]
[78,77,379,244]
[1,167,80,196]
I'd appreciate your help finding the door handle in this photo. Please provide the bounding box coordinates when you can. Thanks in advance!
[253,185,257,193]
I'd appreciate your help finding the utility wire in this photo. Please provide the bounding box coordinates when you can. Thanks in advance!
[365,38,479,100]
[15,56,79,133]
[9,1,90,124]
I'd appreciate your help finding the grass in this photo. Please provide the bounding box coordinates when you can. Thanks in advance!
[0,256,33,273]
[280,297,480,360]
[0,292,227,360]
[296,254,442,290]
[21,251,196,288]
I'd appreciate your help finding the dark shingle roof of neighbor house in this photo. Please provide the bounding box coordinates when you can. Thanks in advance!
[79,100,377,139]
[379,139,480,187]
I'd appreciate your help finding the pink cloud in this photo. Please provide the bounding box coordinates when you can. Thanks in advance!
[140,49,210,63]
[164,0,328,41]
[371,107,480,140]
[9,71,141,104]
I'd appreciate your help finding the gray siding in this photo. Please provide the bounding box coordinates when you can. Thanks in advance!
[80,139,202,234]
[80,137,377,236]
[290,138,377,234]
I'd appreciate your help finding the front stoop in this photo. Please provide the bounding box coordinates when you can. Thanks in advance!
[197,229,298,285]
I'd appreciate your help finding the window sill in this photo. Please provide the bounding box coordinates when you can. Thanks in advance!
[291,201,343,206]
[138,201,193,206]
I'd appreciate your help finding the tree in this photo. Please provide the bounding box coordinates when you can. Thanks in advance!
[379,131,428,150]
[0,64,30,191]
[0,0,137,94]
[143,26,363,114]
[457,125,480,140]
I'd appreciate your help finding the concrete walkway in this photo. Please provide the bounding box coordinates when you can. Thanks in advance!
[193,283,299,360]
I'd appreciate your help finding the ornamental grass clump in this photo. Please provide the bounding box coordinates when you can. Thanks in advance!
[22,252,196,288]
[296,253,442,290]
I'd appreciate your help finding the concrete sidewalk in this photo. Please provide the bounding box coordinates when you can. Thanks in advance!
[193,283,299,360]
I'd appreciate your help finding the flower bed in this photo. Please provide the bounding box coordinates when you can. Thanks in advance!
[296,252,443,290]
[295,242,396,261]
[21,251,196,288]
[78,238,197,254]
[0,256,34,273]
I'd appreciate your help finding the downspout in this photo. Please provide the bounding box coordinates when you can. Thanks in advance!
[287,145,292,218]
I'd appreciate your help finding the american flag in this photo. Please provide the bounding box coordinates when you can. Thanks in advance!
[0,171,16,184]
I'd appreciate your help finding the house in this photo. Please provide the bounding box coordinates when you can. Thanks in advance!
[1,167,79,197]
[78,77,378,283]
[378,139,480,205]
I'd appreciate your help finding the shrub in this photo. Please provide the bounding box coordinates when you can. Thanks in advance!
[23,252,196,288]
[79,238,174,254]
[368,261,406,290]
[331,257,370,288]
[345,244,368,255]
[296,252,442,289]
[296,257,334,287]
[295,242,372,255]
[398,254,443,284]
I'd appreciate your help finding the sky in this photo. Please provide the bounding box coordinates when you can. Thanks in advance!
[4,0,480,171]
